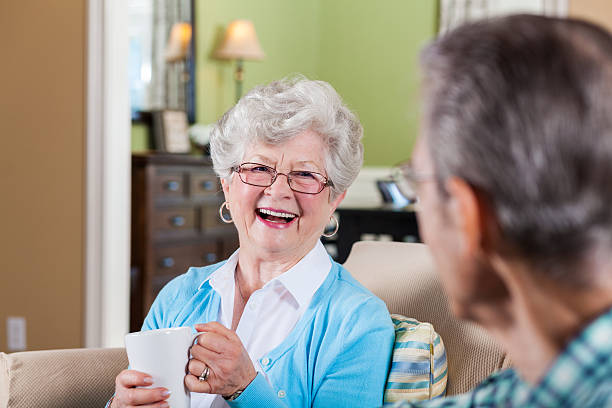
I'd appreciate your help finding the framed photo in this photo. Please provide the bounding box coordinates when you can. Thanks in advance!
[152,110,191,153]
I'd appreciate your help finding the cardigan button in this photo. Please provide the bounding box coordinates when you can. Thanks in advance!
[277,390,286,398]
[261,357,270,366]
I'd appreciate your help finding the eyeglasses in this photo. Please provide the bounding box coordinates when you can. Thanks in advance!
[232,162,333,194]
[391,161,435,198]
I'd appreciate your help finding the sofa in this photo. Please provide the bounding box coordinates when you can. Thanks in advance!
[0,241,509,407]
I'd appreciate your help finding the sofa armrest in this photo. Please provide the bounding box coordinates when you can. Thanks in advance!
[0,347,127,408]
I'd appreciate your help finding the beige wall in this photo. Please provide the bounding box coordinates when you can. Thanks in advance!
[0,1,85,351]
[570,0,612,32]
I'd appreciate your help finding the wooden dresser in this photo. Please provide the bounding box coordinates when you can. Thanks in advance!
[130,153,238,331]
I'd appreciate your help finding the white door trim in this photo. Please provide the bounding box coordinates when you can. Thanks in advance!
[85,0,131,348]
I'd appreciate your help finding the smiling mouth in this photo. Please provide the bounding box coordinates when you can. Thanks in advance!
[256,208,298,224]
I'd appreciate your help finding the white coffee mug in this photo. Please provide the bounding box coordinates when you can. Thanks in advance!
[125,327,200,408]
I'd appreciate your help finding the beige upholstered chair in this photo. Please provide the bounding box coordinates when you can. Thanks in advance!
[0,347,126,408]
[344,241,510,396]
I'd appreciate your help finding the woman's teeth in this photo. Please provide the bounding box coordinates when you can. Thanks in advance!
[257,208,297,223]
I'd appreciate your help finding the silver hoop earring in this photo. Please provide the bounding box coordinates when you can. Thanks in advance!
[322,215,339,238]
[219,201,233,224]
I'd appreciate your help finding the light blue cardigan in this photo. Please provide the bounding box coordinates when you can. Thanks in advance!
[143,258,395,408]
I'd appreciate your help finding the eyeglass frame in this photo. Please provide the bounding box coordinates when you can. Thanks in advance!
[390,160,436,198]
[231,162,334,195]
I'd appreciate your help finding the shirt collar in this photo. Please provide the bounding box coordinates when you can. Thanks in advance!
[197,241,331,309]
[273,240,332,309]
[198,249,240,291]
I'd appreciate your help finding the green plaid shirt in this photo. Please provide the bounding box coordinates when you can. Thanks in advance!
[388,307,612,407]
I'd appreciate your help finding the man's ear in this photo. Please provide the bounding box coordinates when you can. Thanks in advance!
[445,177,484,258]
[447,177,500,256]
[446,177,508,309]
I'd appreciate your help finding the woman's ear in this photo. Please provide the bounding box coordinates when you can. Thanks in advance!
[221,177,230,202]
[329,191,347,215]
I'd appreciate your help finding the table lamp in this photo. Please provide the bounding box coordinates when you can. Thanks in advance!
[214,20,265,102]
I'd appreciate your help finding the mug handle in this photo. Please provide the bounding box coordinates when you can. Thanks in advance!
[187,332,203,361]
[191,331,203,346]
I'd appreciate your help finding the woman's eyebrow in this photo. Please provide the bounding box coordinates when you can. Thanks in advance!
[246,156,322,171]
[246,154,274,164]
[293,161,324,171]
[295,160,317,165]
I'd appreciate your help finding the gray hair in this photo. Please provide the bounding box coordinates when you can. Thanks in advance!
[420,15,612,283]
[209,76,364,200]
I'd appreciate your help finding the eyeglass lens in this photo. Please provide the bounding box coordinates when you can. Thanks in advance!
[391,164,419,198]
[238,163,327,194]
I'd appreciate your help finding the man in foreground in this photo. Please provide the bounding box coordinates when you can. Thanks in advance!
[394,14,612,407]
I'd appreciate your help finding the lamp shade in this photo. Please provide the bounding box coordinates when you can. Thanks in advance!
[214,20,265,61]
[165,22,192,62]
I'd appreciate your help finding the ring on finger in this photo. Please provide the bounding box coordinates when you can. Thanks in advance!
[198,366,210,382]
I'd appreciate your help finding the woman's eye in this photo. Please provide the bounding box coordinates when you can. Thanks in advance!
[251,166,271,173]
[293,171,316,179]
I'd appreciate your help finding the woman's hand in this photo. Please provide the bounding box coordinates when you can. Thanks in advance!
[111,369,171,407]
[186,322,257,397]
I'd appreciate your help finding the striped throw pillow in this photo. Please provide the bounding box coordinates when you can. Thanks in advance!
[384,314,448,403]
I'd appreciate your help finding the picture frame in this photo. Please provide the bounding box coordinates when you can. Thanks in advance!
[151,110,191,153]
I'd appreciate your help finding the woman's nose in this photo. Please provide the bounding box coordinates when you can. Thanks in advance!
[265,173,293,196]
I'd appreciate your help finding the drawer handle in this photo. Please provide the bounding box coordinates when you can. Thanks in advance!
[201,180,215,191]
[160,257,175,268]
[204,253,217,263]
[170,216,186,227]
[165,180,180,191]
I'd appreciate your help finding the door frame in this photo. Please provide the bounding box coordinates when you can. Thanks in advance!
[85,0,131,348]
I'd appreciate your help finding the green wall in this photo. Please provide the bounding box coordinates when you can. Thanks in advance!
[131,123,149,152]
[133,1,437,165]
[318,1,437,165]
[196,0,320,123]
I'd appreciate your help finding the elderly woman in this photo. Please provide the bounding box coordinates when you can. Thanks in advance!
[111,77,394,407]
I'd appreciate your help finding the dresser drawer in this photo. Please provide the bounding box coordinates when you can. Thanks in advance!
[153,207,196,236]
[154,241,220,277]
[152,170,185,199]
[190,172,220,199]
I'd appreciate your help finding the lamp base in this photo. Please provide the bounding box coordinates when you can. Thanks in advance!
[235,59,244,103]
